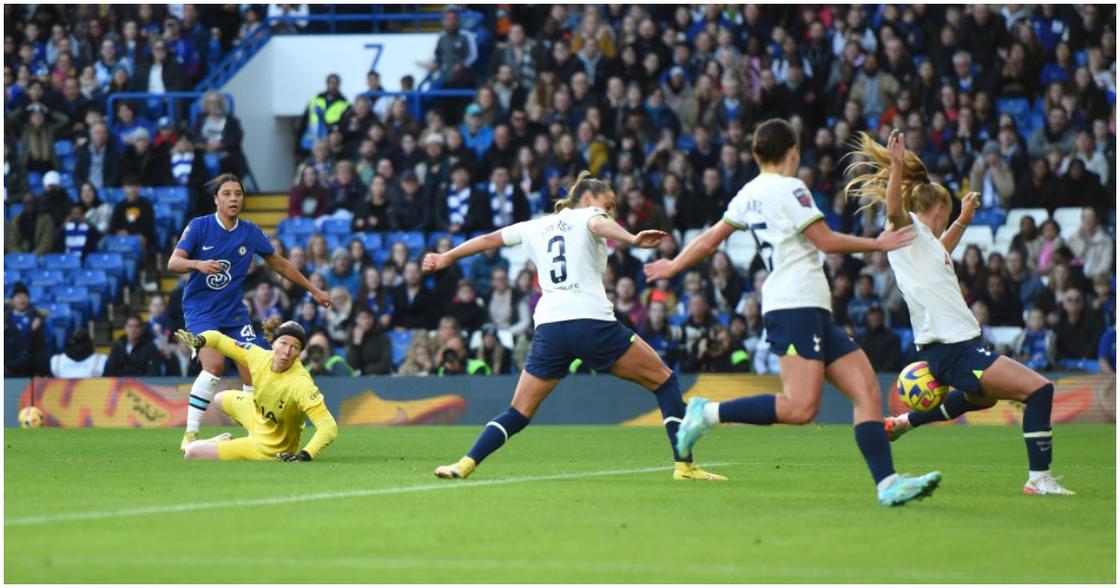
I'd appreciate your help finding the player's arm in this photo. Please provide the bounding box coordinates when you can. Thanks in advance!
[938,192,978,254]
[586,215,667,248]
[802,220,915,254]
[167,248,222,275]
[175,328,254,365]
[884,129,912,230]
[280,388,338,462]
[264,252,331,309]
[644,221,735,281]
[422,231,505,273]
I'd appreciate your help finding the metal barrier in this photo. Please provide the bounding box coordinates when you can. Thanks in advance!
[105,91,235,131]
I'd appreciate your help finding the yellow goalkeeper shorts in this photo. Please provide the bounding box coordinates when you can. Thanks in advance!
[216,392,276,462]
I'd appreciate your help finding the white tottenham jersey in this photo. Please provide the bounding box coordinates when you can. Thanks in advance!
[722,173,830,315]
[888,212,981,345]
[500,206,615,325]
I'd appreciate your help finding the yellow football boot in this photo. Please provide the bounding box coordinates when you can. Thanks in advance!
[673,462,728,481]
[180,431,198,454]
[434,456,477,479]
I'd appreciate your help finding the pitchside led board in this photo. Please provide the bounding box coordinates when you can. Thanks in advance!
[6,374,1116,428]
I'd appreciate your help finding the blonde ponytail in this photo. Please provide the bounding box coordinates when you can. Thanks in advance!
[262,317,283,343]
[553,170,613,212]
[843,132,952,214]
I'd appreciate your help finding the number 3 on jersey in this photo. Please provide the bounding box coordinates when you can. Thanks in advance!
[547,235,567,284]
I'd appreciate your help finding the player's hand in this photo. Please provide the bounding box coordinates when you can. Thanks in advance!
[174,329,205,359]
[277,450,312,462]
[422,252,451,274]
[644,258,677,282]
[958,192,979,226]
[194,260,223,274]
[887,128,905,165]
[313,288,332,310]
[632,230,668,249]
[874,224,916,253]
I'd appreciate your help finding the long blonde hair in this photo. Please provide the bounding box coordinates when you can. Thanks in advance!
[262,317,283,343]
[553,170,613,212]
[843,132,953,214]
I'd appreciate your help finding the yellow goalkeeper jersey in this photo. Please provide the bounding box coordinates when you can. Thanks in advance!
[202,331,337,458]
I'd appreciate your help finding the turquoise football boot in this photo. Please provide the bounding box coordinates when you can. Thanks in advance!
[675,397,714,459]
[878,471,942,506]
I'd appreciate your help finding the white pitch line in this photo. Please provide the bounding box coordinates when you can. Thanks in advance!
[5,462,733,527]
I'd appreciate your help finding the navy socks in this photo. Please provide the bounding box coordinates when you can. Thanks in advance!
[653,374,689,462]
[467,407,531,464]
[1022,383,1054,472]
[907,391,990,427]
[854,421,896,485]
[717,395,778,425]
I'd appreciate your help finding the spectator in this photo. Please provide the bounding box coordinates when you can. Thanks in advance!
[435,162,476,234]
[302,330,356,377]
[1060,131,1110,187]
[1056,158,1107,210]
[445,279,488,334]
[472,323,513,375]
[324,249,360,298]
[1003,249,1043,311]
[191,90,247,178]
[683,324,750,373]
[103,315,161,376]
[109,101,154,148]
[708,250,745,314]
[850,54,900,120]
[7,101,67,177]
[40,170,71,227]
[288,165,326,218]
[74,119,117,190]
[969,141,1015,209]
[294,299,327,340]
[970,300,997,350]
[323,286,354,347]
[323,160,365,216]
[1067,207,1114,279]
[430,8,478,122]
[856,306,903,373]
[1036,219,1064,275]
[398,336,436,376]
[638,300,684,367]
[6,194,56,254]
[459,103,494,157]
[55,201,101,257]
[980,273,1024,327]
[93,39,132,88]
[1099,326,1116,375]
[1090,274,1115,327]
[391,260,438,331]
[4,282,50,377]
[346,307,392,375]
[614,277,646,328]
[467,247,511,299]
[352,175,394,233]
[681,294,717,352]
[848,274,882,330]
[486,267,530,335]
[1028,106,1076,157]
[108,176,156,252]
[131,39,186,95]
[50,329,109,378]
[622,188,671,234]
[1055,288,1104,362]
[121,127,171,186]
[1009,215,1042,271]
[76,181,112,235]
[1011,308,1058,371]
[389,170,431,232]
[297,73,348,155]
[1012,157,1060,209]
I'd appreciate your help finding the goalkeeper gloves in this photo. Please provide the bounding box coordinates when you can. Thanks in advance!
[174,329,205,360]
[277,450,312,462]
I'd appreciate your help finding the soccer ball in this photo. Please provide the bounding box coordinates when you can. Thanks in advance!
[18,406,44,428]
[896,361,949,412]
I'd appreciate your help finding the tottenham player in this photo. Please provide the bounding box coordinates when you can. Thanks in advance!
[169,173,331,452]
[645,119,941,506]
[846,129,1073,495]
[424,171,725,481]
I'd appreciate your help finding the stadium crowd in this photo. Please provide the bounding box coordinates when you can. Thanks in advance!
[4,4,1117,380]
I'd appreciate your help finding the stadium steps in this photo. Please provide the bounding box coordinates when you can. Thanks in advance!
[242,193,289,234]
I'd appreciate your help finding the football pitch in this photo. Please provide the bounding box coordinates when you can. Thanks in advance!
[5,425,1115,583]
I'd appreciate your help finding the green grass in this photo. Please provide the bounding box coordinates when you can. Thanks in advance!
[5,425,1115,583]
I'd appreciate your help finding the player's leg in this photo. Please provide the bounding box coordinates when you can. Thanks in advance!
[826,347,942,506]
[887,342,997,439]
[608,334,726,480]
[182,345,225,452]
[435,369,559,479]
[186,436,271,461]
[978,356,1073,495]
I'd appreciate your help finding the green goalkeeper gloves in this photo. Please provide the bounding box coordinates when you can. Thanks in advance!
[174,329,206,360]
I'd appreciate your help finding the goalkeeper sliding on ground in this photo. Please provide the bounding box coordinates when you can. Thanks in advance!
[176,319,338,462]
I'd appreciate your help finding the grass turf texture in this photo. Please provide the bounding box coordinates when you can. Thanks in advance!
[5,424,1115,583]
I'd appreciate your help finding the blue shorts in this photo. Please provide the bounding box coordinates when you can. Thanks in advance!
[917,337,998,395]
[186,318,270,350]
[525,319,635,380]
[763,308,859,366]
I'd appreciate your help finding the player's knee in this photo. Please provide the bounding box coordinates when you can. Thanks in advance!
[184,443,204,460]
[784,402,819,425]
[213,391,227,407]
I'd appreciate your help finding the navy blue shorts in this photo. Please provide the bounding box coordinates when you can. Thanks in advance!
[525,319,636,380]
[763,308,859,366]
[918,337,999,395]
[187,318,270,350]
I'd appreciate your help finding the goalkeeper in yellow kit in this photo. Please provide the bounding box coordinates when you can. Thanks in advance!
[176,319,338,462]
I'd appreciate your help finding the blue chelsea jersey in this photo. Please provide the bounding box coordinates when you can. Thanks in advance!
[176,214,275,329]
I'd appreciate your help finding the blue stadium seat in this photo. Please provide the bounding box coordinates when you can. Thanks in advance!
[28,269,65,289]
[5,253,39,273]
[100,235,143,267]
[278,217,317,236]
[427,231,452,248]
[38,253,82,271]
[372,248,392,266]
[103,187,127,205]
[389,329,414,368]
[359,232,383,252]
[892,328,916,356]
[28,285,50,305]
[716,312,730,327]
[278,234,304,252]
[53,140,74,157]
[971,207,1007,229]
[996,97,1031,134]
[4,271,22,298]
[59,172,76,190]
[321,218,352,237]
[41,304,74,350]
[324,233,344,253]
[61,154,77,173]
[72,268,114,305]
[27,171,44,195]
[389,231,426,257]
[85,252,128,290]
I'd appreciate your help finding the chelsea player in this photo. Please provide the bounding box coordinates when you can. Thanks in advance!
[169,173,331,452]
